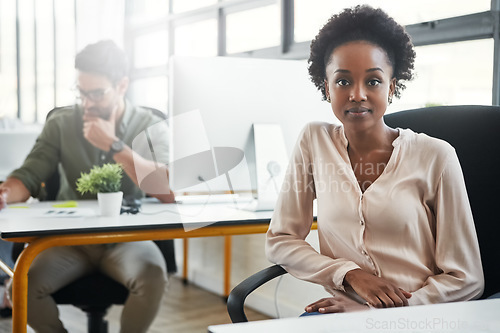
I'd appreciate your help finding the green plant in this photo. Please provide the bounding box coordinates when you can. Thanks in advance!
[76,163,123,195]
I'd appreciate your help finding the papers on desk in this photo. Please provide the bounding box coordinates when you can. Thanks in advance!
[0,207,96,218]
[0,201,273,237]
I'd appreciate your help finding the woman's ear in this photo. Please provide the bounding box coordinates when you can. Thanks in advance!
[388,78,396,103]
[389,78,396,97]
[324,79,331,102]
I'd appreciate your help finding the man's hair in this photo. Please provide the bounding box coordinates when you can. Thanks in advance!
[75,40,129,84]
[308,5,415,100]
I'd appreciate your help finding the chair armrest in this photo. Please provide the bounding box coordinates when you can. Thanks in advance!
[227,264,287,323]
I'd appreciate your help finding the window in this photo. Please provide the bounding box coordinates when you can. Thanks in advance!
[18,0,36,123]
[129,76,169,113]
[128,0,169,26]
[54,0,76,110]
[226,4,280,54]
[174,19,218,56]
[35,0,55,122]
[0,0,18,120]
[389,39,494,112]
[134,29,169,68]
[294,0,491,43]
[5,0,499,123]
[172,0,217,13]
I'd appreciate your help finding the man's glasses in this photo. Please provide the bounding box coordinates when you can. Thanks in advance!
[74,86,112,102]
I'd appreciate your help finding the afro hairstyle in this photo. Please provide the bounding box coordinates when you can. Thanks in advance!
[308,5,415,100]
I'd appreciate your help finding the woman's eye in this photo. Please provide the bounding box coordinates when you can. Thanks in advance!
[368,79,381,86]
[336,79,349,86]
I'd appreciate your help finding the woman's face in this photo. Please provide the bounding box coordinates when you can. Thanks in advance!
[324,41,395,133]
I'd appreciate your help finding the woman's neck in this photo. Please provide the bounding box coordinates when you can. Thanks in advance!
[344,123,398,156]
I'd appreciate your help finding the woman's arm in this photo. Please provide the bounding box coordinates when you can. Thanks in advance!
[409,150,484,305]
[266,124,362,292]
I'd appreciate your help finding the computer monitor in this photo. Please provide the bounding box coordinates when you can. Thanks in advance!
[168,55,338,202]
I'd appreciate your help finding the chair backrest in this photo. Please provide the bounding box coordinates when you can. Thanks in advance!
[384,105,500,299]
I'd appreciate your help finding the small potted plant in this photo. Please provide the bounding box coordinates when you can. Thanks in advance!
[76,163,124,216]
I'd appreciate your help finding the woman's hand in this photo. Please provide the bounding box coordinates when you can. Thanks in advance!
[305,294,369,314]
[344,269,412,308]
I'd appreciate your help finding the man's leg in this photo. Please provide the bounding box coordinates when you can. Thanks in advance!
[100,241,167,333]
[9,246,94,333]
[0,240,14,316]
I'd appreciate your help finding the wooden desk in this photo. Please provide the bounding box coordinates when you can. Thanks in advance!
[208,298,500,333]
[0,200,279,333]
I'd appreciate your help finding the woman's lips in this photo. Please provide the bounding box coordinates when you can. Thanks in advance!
[346,107,370,115]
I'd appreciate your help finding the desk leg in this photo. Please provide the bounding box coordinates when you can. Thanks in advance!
[182,239,189,285]
[12,266,29,333]
[12,241,44,333]
[8,223,276,331]
[224,235,232,299]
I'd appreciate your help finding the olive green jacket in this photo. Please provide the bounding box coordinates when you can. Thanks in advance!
[10,101,168,200]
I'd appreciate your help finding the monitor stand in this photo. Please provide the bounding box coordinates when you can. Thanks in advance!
[240,123,288,212]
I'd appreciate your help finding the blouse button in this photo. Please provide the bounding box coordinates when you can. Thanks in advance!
[360,220,365,226]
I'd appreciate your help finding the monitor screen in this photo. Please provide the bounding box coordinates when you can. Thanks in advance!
[168,55,338,197]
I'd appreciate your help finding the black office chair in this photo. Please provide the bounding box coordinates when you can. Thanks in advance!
[227,105,500,323]
[11,106,176,333]
[11,240,176,333]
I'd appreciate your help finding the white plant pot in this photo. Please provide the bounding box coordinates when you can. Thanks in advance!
[97,191,123,217]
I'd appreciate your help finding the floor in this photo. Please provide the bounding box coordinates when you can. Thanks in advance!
[0,276,270,332]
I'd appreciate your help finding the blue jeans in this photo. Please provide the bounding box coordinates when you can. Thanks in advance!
[488,292,500,299]
[0,240,14,281]
[300,311,325,317]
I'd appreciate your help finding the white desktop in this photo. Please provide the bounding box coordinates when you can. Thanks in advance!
[0,129,41,181]
[168,56,337,210]
[209,299,500,333]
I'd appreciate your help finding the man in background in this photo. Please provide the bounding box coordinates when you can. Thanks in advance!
[0,40,173,333]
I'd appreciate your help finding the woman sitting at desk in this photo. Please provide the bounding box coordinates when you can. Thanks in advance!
[266,5,484,314]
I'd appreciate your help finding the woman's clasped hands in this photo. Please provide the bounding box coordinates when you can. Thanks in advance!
[305,269,412,314]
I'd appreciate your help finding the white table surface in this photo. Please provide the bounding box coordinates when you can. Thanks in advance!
[0,200,274,239]
[209,298,500,333]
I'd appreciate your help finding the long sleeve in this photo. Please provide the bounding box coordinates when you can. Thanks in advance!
[266,124,361,293]
[408,150,484,304]
[266,123,484,304]
[9,117,61,198]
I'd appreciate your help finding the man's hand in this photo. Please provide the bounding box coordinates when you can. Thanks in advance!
[83,106,118,151]
[0,187,10,210]
[344,269,412,308]
[0,178,31,210]
[305,294,369,314]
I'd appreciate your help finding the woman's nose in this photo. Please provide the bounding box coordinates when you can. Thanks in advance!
[349,84,367,102]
